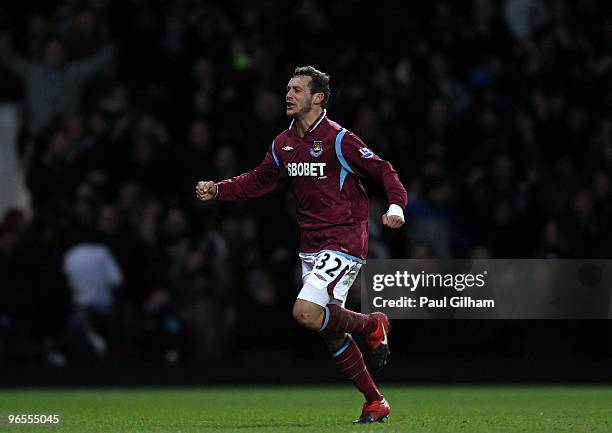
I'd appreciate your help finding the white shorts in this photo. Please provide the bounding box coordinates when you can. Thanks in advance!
[297,250,363,308]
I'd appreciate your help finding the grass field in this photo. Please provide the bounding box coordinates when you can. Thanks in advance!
[1,386,611,433]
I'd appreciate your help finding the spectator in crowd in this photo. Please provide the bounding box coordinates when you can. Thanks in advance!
[63,227,123,354]
[0,36,114,137]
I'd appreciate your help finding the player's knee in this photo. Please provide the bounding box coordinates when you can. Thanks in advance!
[292,306,313,329]
[292,303,323,330]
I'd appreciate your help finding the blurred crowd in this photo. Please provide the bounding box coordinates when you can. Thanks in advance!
[1,0,611,365]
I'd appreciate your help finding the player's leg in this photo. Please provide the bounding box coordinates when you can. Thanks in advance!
[292,254,325,331]
[314,301,390,374]
[292,301,386,408]
[320,330,382,392]
[318,303,380,336]
[296,252,378,334]
[292,297,382,337]
[316,254,391,423]
[318,326,390,423]
[317,258,391,373]
[296,252,390,370]
[295,252,391,422]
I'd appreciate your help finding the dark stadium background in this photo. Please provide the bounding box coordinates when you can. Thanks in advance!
[0,0,610,385]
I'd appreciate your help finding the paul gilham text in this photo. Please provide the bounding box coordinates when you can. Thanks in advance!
[373,296,495,309]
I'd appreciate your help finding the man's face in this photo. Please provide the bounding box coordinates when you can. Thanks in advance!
[43,41,65,69]
[286,75,319,118]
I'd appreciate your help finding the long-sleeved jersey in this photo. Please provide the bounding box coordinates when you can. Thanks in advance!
[215,110,407,262]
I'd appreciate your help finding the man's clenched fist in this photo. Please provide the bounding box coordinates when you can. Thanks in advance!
[382,213,404,229]
[195,181,217,201]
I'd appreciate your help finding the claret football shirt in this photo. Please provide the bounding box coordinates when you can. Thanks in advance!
[216,110,407,262]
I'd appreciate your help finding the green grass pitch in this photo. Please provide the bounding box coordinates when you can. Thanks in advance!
[1,386,611,432]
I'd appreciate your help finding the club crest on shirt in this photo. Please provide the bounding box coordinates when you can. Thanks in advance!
[359,147,374,158]
[310,140,323,157]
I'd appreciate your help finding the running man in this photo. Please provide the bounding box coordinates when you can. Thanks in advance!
[196,66,407,423]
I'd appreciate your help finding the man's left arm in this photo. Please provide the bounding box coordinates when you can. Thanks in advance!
[341,131,407,228]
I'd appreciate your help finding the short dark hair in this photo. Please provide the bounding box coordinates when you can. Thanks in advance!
[293,66,330,108]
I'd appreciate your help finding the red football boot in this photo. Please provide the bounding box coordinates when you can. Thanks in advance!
[365,312,390,372]
[353,397,391,424]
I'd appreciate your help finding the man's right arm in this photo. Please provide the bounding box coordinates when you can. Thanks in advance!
[196,143,280,202]
[68,45,115,81]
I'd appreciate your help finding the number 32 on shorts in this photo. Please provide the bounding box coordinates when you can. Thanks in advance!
[314,252,342,277]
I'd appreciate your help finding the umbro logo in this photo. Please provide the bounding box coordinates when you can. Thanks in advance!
[313,273,327,282]
[282,146,294,151]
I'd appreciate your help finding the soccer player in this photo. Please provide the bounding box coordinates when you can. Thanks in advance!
[196,66,407,423]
